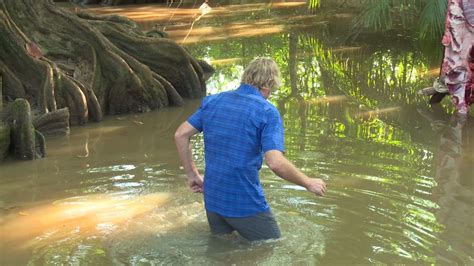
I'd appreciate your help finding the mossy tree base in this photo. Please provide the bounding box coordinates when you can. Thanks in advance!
[9,99,45,160]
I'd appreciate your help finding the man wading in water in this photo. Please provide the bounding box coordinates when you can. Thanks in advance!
[175,57,326,241]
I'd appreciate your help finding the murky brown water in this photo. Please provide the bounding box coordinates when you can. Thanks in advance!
[1,2,474,265]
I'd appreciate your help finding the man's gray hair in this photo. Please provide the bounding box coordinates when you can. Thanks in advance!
[241,57,281,90]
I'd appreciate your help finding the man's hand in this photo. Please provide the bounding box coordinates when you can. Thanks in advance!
[188,174,203,193]
[265,150,327,197]
[304,178,326,196]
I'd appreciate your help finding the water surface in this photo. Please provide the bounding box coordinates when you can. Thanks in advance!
[1,2,473,265]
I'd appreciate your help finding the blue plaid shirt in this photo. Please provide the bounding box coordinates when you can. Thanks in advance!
[187,83,285,217]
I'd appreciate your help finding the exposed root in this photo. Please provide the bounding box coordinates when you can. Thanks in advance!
[33,108,70,136]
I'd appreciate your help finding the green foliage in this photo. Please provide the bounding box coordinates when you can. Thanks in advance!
[311,0,447,41]
[354,0,393,32]
[308,0,321,10]
[418,0,447,39]
[362,0,446,40]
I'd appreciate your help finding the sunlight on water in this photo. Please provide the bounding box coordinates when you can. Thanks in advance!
[84,2,319,45]
[87,2,305,23]
[2,193,171,249]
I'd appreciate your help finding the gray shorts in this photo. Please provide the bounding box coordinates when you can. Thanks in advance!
[206,210,281,241]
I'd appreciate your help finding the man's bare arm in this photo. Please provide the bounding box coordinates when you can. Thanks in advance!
[264,150,326,196]
[174,121,203,192]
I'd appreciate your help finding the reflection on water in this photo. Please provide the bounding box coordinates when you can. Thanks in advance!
[418,107,474,265]
[355,106,401,119]
[305,95,348,105]
[1,1,473,265]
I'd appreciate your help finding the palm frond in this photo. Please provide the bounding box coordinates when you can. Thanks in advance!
[395,0,424,28]
[349,0,393,38]
[418,0,447,40]
[353,0,393,33]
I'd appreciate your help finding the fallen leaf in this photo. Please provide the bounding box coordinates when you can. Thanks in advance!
[25,42,43,59]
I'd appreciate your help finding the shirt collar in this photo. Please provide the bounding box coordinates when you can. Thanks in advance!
[235,83,264,98]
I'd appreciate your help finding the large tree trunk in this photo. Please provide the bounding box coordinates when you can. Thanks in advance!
[0,0,212,161]
[1,0,207,121]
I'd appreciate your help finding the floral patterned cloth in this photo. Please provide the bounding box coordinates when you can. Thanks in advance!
[442,0,474,114]
[463,0,474,26]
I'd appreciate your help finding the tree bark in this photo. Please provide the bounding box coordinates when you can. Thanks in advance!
[0,122,9,161]
[0,0,212,162]
[34,108,70,135]
[1,0,208,121]
[0,74,3,110]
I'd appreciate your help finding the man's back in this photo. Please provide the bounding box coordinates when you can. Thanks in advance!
[187,84,284,217]
[175,57,326,241]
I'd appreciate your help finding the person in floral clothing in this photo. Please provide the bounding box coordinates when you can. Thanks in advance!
[441,0,474,114]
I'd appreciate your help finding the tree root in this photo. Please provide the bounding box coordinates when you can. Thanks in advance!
[152,72,184,106]
[33,108,70,136]
[9,99,45,160]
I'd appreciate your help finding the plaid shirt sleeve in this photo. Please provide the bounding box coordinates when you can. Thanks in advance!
[187,99,205,132]
[187,96,215,132]
[261,106,285,153]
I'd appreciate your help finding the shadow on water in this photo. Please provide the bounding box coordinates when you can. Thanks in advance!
[0,1,473,265]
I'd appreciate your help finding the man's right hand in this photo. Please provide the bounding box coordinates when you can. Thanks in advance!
[305,178,326,196]
[187,174,203,193]
[175,121,203,193]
